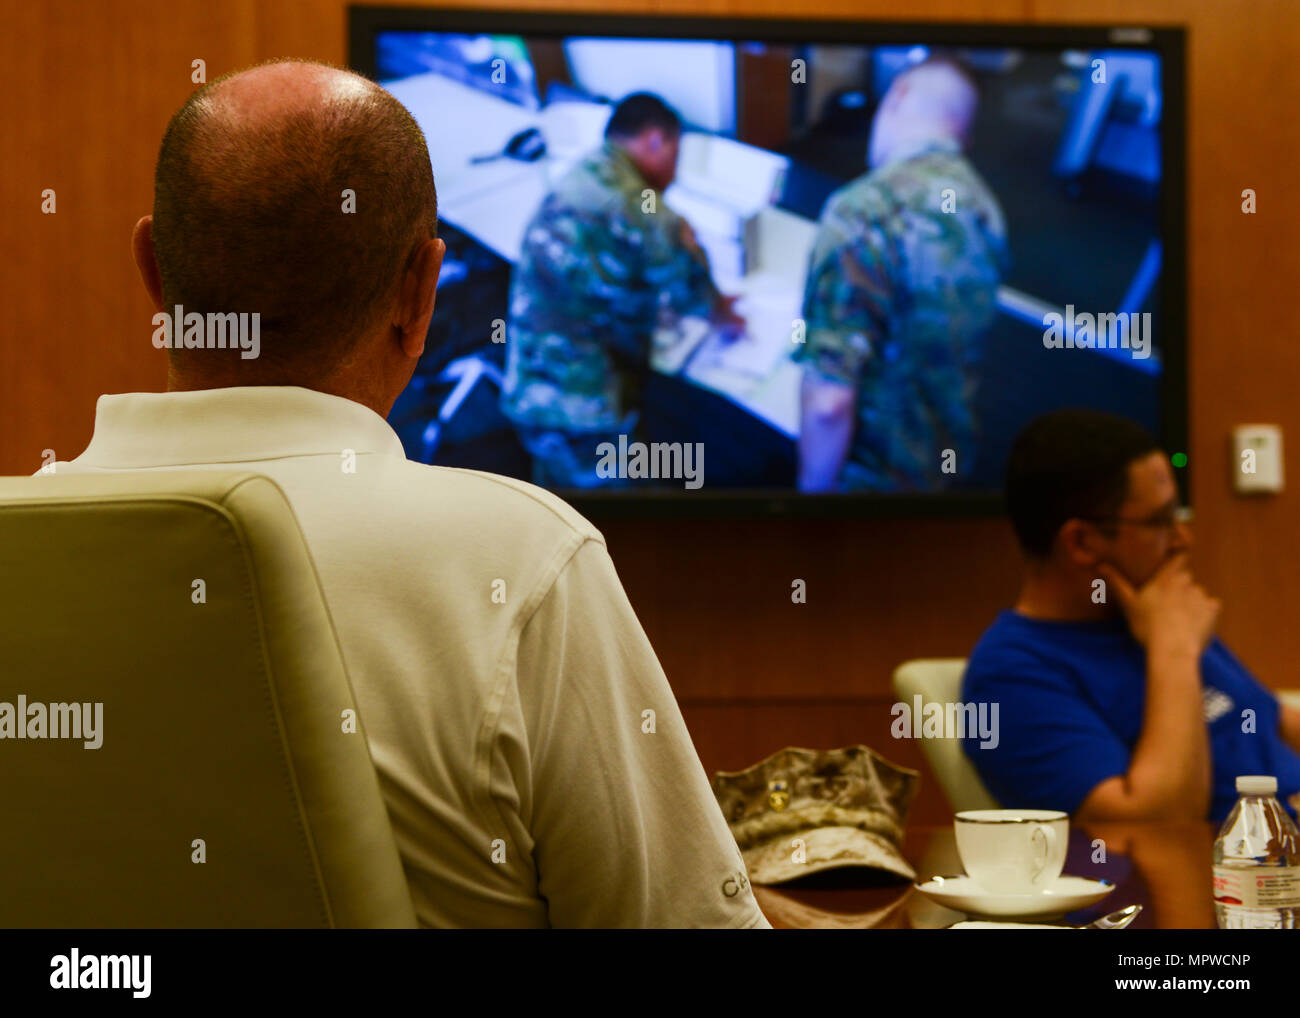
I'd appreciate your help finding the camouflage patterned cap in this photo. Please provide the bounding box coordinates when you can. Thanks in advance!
[712,745,920,885]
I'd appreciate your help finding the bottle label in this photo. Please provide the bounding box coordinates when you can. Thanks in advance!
[1213,865,1300,908]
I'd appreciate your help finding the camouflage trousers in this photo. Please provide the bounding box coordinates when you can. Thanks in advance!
[515,426,634,490]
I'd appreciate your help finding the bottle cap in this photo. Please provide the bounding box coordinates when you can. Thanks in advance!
[1236,775,1277,796]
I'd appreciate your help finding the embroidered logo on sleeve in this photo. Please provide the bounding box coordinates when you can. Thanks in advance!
[1202,687,1234,724]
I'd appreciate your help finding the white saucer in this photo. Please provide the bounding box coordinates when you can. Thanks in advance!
[914,875,1114,919]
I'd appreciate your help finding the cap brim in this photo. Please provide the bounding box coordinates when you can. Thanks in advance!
[752,884,912,929]
[741,825,916,885]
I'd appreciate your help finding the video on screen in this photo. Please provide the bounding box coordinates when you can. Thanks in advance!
[376,31,1165,495]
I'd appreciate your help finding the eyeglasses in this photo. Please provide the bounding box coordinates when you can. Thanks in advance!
[1082,505,1193,532]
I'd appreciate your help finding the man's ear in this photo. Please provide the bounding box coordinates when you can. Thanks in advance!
[1058,519,1103,569]
[132,215,165,313]
[396,236,444,360]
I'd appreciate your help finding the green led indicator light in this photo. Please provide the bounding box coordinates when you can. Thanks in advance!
[1171,452,1188,468]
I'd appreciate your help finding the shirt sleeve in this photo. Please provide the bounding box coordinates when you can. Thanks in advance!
[961,652,1132,817]
[793,195,896,386]
[639,203,719,320]
[501,537,770,928]
[1207,640,1277,706]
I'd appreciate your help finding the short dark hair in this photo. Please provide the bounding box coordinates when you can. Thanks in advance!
[604,92,680,141]
[151,59,437,380]
[1004,409,1162,558]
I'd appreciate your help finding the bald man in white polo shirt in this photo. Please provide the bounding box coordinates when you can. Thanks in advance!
[49,59,769,929]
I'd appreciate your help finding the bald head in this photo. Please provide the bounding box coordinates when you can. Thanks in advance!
[868,58,979,170]
[149,59,438,384]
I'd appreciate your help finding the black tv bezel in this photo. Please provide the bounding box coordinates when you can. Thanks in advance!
[348,6,1188,522]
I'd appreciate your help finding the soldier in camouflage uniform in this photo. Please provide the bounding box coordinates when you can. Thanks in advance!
[501,93,733,488]
[794,58,1009,492]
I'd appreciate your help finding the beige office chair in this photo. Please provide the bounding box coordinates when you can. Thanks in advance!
[891,658,1002,813]
[0,471,417,927]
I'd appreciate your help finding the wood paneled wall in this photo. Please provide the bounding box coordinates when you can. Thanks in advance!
[4,0,1297,822]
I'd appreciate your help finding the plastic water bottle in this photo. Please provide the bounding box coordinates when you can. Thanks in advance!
[1212,775,1300,929]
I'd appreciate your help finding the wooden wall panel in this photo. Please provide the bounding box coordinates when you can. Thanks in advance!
[3,0,1297,820]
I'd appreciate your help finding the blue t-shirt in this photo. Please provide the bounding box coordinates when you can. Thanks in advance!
[960,611,1300,823]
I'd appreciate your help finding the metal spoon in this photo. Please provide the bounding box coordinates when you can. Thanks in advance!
[1082,905,1143,929]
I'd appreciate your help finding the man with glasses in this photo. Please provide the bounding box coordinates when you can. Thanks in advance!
[960,409,1300,823]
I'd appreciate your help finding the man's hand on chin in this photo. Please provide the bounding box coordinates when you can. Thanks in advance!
[1096,553,1220,656]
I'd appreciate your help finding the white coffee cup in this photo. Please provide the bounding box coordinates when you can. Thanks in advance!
[954,809,1069,894]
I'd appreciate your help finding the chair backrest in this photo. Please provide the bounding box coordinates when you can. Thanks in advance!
[0,471,417,927]
[891,658,1001,814]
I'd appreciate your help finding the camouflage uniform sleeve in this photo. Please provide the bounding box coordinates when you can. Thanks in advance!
[528,198,656,370]
[586,197,717,369]
[793,193,897,387]
[638,202,719,321]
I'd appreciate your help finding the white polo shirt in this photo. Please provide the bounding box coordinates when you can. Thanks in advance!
[52,385,769,929]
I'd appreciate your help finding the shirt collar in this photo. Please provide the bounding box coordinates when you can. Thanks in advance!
[74,386,406,468]
[599,140,648,189]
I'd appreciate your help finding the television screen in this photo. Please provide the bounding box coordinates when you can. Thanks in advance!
[350,11,1185,515]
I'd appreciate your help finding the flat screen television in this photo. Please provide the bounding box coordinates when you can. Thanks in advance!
[349,8,1186,518]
